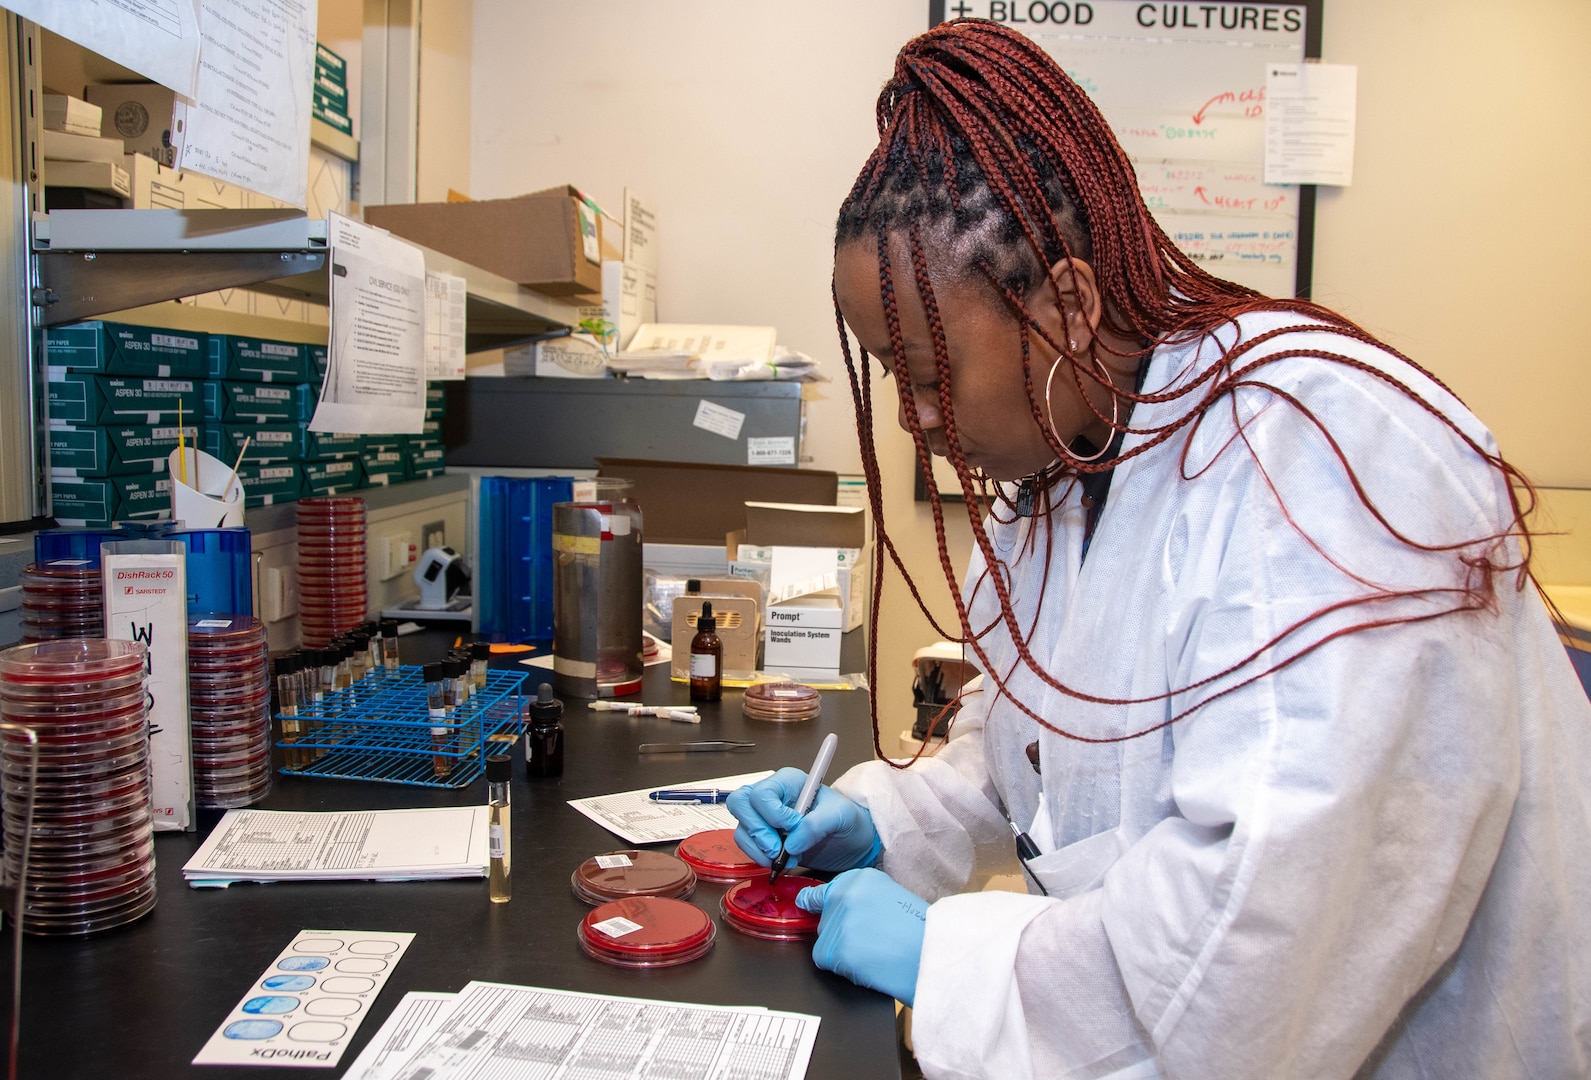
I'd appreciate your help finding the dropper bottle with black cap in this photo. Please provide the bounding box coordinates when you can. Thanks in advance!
[690,602,722,701]
[525,683,564,779]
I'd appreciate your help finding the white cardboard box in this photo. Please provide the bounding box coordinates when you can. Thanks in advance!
[43,94,103,137]
[737,542,870,633]
[764,589,844,673]
[101,541,192,832]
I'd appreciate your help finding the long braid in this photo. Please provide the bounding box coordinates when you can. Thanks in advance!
[838,19,1540,757]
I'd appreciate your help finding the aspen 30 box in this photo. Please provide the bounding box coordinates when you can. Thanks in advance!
[50,479,118,525]
[46,321,207,378]
[237,463,303,507]
[218,381,314,423]
[49,423,196,477]
[304,430,362,460]
[206,335,310,383]
[302,457,362,495]
[764,590,844,674]
[47,372,201,425]
[362,445,407,486]
[201,423,300,464]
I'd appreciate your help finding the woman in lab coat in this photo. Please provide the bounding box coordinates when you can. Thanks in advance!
[728,19,1591,1080]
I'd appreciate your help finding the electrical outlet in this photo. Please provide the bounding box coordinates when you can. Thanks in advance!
[378,532,417,581]
[421,520,446,553]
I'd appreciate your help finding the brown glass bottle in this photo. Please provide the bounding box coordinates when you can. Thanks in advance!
[689,601,722,701]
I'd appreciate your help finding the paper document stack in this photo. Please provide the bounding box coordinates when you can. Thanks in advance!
[606,349,700,379]
[181,806,489,887]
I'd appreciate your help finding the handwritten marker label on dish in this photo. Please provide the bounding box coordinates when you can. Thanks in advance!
[193,929,414,1068]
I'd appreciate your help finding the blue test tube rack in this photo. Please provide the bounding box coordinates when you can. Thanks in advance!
[275,665,527,789]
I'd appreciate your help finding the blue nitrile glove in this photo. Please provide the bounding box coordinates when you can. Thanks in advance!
[796,868,927,1006]
[726,767,883,872]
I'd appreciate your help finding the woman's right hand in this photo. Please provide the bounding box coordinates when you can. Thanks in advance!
[727,767,883,872]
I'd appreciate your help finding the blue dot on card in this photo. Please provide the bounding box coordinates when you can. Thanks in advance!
[261,975,315,991]
[277,956,329,972]
[224,1019,283,1040]
[242,996,301,1015]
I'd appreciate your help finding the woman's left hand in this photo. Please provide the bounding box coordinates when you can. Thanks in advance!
[796,867,927,1006]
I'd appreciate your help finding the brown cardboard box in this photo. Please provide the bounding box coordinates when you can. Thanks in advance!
[744,503,867,549]
[363,186,602,295]
[596,459,838,545]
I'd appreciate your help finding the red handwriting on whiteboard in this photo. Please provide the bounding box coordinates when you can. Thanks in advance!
[1192,88,1265,125]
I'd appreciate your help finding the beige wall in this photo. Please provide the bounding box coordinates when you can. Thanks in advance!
[464,1,1589,727]
[417,0,472,202]
[1311,0,1591,490]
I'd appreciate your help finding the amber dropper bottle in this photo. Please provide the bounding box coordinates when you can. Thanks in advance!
[689,601,722,701]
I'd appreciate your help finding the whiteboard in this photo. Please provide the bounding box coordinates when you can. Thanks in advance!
[929,1,1320,299]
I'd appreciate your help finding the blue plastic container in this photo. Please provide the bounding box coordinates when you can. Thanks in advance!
[34,527,119,567]
[165,526,254,617]
[478,476,573,644]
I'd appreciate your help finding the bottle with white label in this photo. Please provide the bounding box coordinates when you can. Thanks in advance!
[486,753,511,903]
[689,602,722,702]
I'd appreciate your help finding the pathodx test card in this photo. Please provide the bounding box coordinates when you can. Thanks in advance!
[194,929,414,1068]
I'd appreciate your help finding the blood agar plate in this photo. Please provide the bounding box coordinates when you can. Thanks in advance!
[188,616,271,808]
[742,682,822,723]
[721,876,824,941]
[578,896,715,968]
[296,497,368,646]
[675,829,766,883]
[0,639,156,936]
[571,850,697,905]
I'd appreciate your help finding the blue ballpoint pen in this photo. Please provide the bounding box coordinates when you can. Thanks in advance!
[647,788,733,804]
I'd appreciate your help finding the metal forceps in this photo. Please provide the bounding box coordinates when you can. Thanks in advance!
[637,740,756,754]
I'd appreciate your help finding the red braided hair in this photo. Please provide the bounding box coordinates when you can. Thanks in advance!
[836,19,1540,763]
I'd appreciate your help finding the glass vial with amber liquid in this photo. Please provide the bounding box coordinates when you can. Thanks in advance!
[486,753,511,903]
[689,601,722,701]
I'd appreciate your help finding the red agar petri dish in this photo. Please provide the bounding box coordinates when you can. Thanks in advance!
[675,829,766,884]
[571,850,698,905]
[578,896,715,968]
[720,876,825,941]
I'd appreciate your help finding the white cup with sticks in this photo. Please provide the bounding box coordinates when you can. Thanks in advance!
[167,436,249,529]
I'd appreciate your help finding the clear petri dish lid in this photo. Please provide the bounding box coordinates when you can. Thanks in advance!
[675,829,767,883]
[742,682,823,722]
[577,896,715,968]
[0,669,145,702]
[0,639,146,683]
[720,875,825,940]
[0,693,147,726]
[570,850,698,906]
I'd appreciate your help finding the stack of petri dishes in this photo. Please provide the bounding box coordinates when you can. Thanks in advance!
[675,828,767,884]
[742,682,823,723]
[571,850,698,905]
[18,561,105,644]
[578,896,716,968]
[296,496,368,647]
[0,639,157,936]
[188,616,272,808]
[720,875,824,941]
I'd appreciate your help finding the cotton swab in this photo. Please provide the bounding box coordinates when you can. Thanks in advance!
[223,437,251,499]
[177,401,188,486]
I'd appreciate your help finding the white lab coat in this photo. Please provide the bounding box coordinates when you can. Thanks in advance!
[835,311,1591,1079]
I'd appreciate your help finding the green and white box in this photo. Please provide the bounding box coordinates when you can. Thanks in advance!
[48,371,201,425]
[237,463,303,507]
[207,335,310,383]
[49,423,196,477]
[303,457,363,495]
[46,321,207,379]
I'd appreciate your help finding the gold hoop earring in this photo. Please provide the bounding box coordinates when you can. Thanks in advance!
[1044,343,1118,464]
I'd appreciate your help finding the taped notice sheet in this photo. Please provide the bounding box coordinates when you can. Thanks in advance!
[424,271,466,380]
[8,0,201,99]
[345,982,819,1080]
[175,0,316,207]
[311,213,427,435]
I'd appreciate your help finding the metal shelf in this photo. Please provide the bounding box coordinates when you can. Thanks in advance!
[31,208,581,350]
[310,117,359,163]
